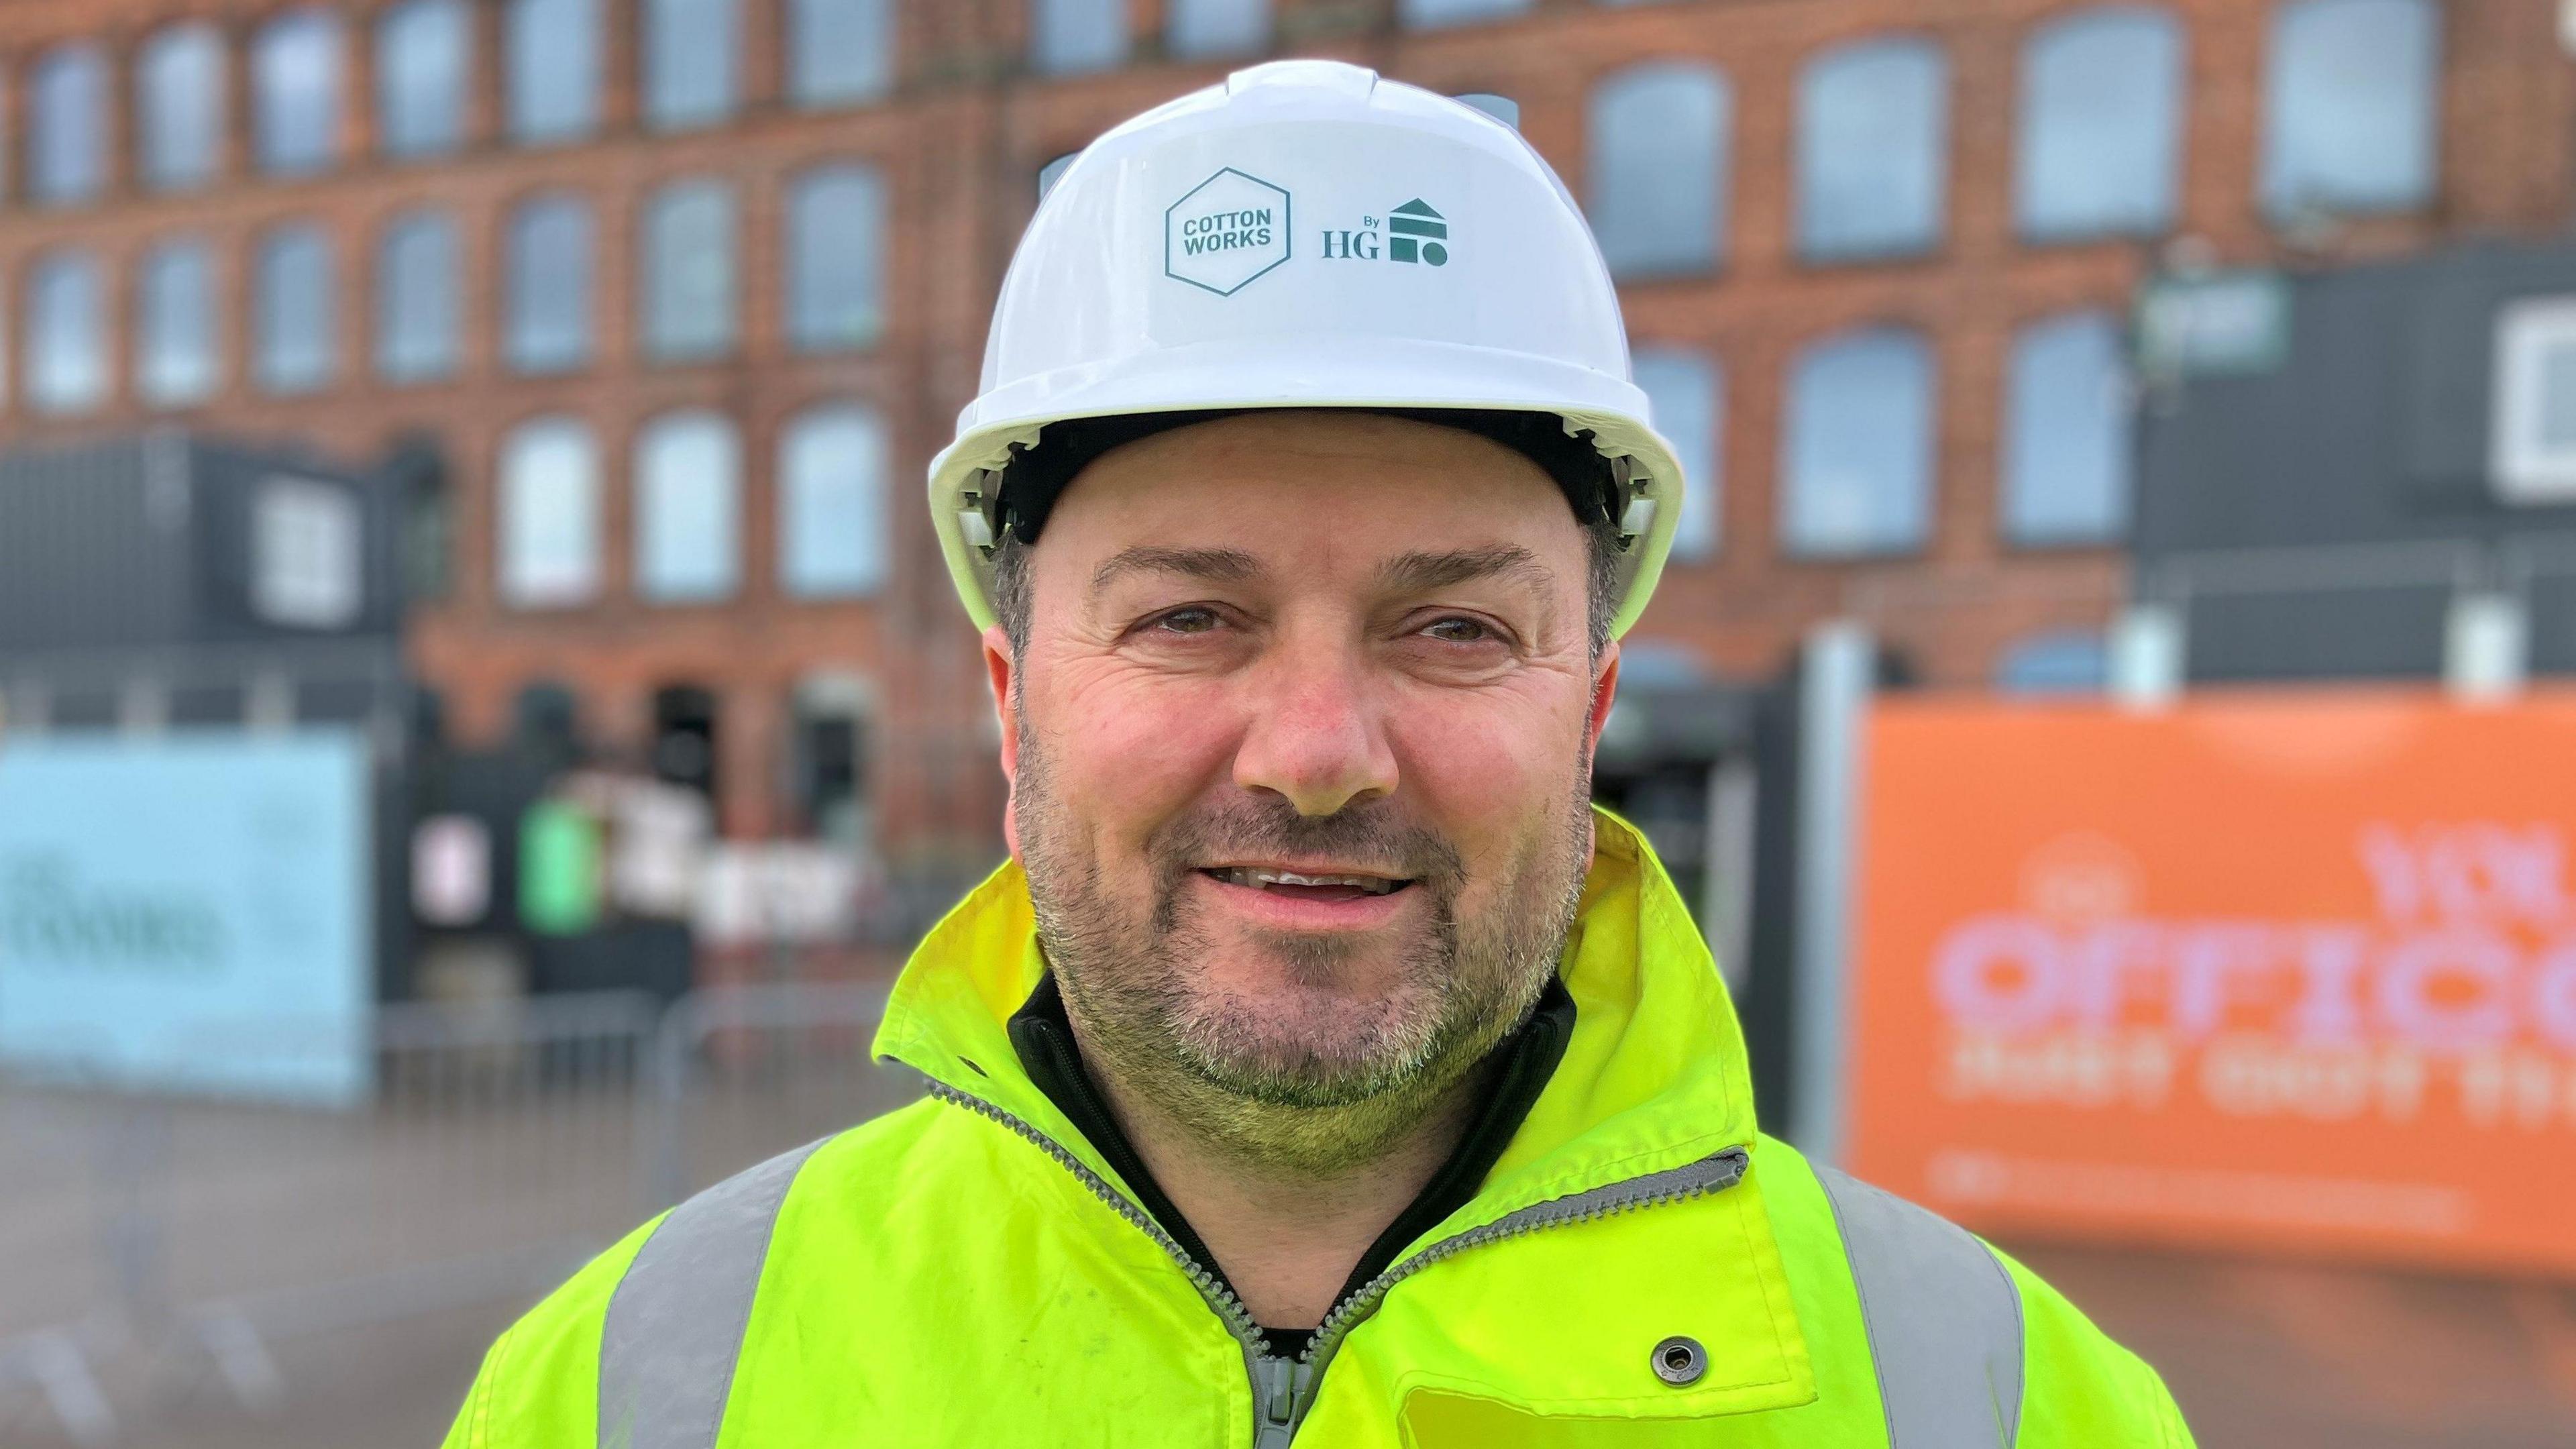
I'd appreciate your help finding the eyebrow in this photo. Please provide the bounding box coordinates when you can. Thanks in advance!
[1377,545,1554,597]
[1089,545,1264,596]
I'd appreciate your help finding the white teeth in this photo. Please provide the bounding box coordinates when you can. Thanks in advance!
[1220,868,1399,895]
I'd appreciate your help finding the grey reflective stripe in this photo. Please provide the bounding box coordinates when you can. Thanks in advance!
[1813,1164,2025,1449]
[598,1138,829,1449]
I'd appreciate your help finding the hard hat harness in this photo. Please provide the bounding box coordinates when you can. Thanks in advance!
[985,407,1635,550]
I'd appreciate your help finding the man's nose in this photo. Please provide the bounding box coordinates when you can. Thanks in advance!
[1232,648,1399,818]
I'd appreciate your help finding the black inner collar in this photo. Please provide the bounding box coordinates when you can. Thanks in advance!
[1006,971,1576,1360]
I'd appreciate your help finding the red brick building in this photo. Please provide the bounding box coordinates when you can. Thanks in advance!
[1,0,2567,877]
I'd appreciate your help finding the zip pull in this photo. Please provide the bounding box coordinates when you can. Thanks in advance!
[1250,1354,1316,1449]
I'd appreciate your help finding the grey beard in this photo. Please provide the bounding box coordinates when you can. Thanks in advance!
[1012,720,1593,1175]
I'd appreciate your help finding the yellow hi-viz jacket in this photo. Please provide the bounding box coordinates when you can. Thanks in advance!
[445,811,2194,1448]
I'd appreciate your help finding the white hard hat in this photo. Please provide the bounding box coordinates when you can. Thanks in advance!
[928,58,1685,638]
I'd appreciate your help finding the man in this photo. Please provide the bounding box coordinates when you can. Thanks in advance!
[447,61,2192,1448]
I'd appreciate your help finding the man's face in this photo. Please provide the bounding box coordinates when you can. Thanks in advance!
[987,411,1619,1146]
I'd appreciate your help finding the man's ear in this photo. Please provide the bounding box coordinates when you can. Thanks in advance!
[983,625,1022,858]
[1585,641,1621,759]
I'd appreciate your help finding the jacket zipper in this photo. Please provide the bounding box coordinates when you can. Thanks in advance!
[924,1079,1748,1448]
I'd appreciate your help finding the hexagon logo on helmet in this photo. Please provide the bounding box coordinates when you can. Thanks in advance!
[1163,168,1292,297]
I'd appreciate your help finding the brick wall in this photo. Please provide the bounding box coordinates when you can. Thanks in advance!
[1,0,2567,862]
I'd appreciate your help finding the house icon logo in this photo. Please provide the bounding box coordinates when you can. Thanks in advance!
[1318,197,1454,269]
[1387,199,1449,266]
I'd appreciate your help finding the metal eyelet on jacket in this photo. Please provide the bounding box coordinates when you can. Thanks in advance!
[1651,1335,1707,1387]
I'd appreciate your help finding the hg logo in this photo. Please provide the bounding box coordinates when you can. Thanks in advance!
[1322,199,1451,267]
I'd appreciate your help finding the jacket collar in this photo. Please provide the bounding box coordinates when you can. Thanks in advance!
[872,807,1762,1239]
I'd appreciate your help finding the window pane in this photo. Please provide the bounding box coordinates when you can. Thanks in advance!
[643,180,738,360]
[139,25,227,191]
[1589,64,1729,278]
[788,165,886,353]
[636,411,743,601]
[256,9,344,176]
[1997,631,2110,694]
[139,239,220,405]
[646,0,738,130]
[2261,0,2438,218]
[780,404,890,597]
[1168,0,1269,59]
[2002,311,2131,545]
[257,225,337,394]
[1032,0,1126,75]
[1397,0,1532,29]
[498,417,602,607]
[1796,39,1948,261]
[510,0,601,144]
[1633,348,1721,561]
[379,0,471,158]
[29,44,107,205]
[2017,7,2182,241]
[1780,328,1934,555]
[378,211,461,382]
[791,0,894,106]
[25,252,107,413]
[508,195,595,373]
[253,478,364,629]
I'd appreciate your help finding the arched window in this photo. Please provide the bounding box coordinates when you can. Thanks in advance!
[1031,0,1126,75]
[1780,327,1935,556]
[28,44,107,205]
[1795,38,1948,261]
[254,8,344,176]
[497,417,602,607]
[788,674,872,845]
[1996,631,2110,694]
[138,25,226,191]
[24,251,106,413]
[790,0,895,107]
[787,164,887,354]
[2002,311,2131,545]
[256,224,337,394]
[506,194,595,374]
[378,0,472,158]
[509,0,601,144]
[645,0,739,131]
[138,239,220,406]
[1397,0,1532,30]
[2260,0,2439,219]
[1588,64,1730,279]
[377,211,461,382]
[641,179,738,360]
[635,411,743,602]
[1168,0,1269,59]
[2016,7,2183,241]
[779,402,891,597]
[1631,347,1722,562]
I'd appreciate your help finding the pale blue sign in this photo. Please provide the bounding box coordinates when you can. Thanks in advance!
[0,730,373,1106]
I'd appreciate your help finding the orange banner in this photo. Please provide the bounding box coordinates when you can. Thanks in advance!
[1848,690,2576,1277]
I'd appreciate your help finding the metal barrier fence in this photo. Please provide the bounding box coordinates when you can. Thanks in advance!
[0,982,906,1448]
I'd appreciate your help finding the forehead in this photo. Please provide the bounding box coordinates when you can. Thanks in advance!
[1034,411,1583,585]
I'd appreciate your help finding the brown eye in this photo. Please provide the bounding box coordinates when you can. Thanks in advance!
[1423,616,1491,643]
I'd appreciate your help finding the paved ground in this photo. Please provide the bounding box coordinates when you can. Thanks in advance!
[6,1065,2571,1448]
[2018,1240,2576,1448]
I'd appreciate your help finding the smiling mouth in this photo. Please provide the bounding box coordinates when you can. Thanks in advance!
[1199,867,1415,901]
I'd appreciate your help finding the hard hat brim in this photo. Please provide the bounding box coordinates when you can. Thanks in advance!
[928,333,1685,640]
